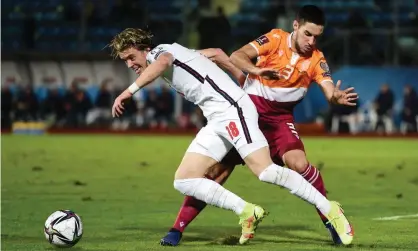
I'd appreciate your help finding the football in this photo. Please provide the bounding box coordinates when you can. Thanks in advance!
[44,210,83,247]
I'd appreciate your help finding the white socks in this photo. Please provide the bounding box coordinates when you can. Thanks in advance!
[173,164,332,216]
[259,164,331,215]
[174,178,247,215]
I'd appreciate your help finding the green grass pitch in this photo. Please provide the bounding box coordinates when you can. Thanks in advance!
[2,135,418,251]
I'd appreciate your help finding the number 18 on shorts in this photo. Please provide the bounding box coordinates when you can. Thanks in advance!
[187,95,268,162]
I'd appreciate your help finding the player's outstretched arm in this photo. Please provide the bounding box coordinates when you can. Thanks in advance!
[112,52,174,117]
[199,48,246,86]
[320,80,359,106]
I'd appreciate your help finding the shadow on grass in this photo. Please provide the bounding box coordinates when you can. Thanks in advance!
[115,224,412,250]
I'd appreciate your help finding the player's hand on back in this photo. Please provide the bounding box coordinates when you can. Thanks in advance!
[200,48,231,67]
[332,80,359,106]
[254,68,280,80]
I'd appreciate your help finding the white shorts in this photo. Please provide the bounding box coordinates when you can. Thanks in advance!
[187,94,268,162]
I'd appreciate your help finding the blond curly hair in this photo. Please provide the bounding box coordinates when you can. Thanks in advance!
[108,28,153,58]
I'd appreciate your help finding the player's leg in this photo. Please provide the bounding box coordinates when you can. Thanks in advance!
[283,150,327,216]
[275,119,341,244]
[160,162,235,246]
[275,122,328,216]
[172,125,267,244]
[241,146,330,211]
[242,144,354,245]
[282,149,342,244]
[220,95,353,245]
[174,151,247,214]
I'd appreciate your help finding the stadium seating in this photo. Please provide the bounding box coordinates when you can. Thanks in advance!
[1,0,186,52]
[1,62,25,86]
[2,0,415,52]
[1,60,176,106]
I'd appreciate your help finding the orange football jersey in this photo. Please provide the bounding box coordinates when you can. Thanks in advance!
[243,29,332,116]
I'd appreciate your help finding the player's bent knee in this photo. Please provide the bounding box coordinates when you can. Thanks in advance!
[288,159,309,173]
[283,150,308,173]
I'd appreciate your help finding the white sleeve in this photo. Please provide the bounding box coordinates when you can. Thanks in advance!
[146,44,173,64]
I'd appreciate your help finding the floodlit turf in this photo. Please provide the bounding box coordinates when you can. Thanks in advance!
[2,135,418,251]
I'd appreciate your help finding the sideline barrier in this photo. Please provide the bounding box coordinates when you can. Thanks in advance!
[3,124,417,138]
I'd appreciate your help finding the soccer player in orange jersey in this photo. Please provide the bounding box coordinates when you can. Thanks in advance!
[161,5,357,246]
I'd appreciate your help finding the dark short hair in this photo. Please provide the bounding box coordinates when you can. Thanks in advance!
[296,5,326,26]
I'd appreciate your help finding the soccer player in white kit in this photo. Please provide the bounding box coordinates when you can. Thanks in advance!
[109,28,353,245]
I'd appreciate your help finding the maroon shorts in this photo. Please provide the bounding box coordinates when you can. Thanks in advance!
[221,116,305,167]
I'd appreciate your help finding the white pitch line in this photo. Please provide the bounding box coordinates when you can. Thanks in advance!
[373,213,418,221]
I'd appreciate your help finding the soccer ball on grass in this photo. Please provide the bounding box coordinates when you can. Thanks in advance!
[44,210,83,247]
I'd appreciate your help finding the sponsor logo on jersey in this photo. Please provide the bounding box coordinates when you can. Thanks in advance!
[255,35,269,46]
[320,61,330,72]
[320,61,331,77]
[150,46,167,60]
[154,50,167,60]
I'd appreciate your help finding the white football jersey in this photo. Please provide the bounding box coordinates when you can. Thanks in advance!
[146,43,245,118]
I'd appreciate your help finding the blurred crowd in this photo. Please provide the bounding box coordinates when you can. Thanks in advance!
[325,84,418,135]
[1,79,206,131]
[2,78,417,135]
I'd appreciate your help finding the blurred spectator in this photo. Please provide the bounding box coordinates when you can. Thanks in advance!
[145,89,160,128]
[400,85,418,134]
[86,79,113,126]
[1,86,14,128]
[373,83,395,134]
[15,86,39,122]
[190,106,206,129]
[156,85,174,129]
[134,107,146,128]
[178,100,198,129]
[41,88,66,126]
[329,100,360,134]
[64,81,92,128]
[177,106,206,130]
[132,91,147,128]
